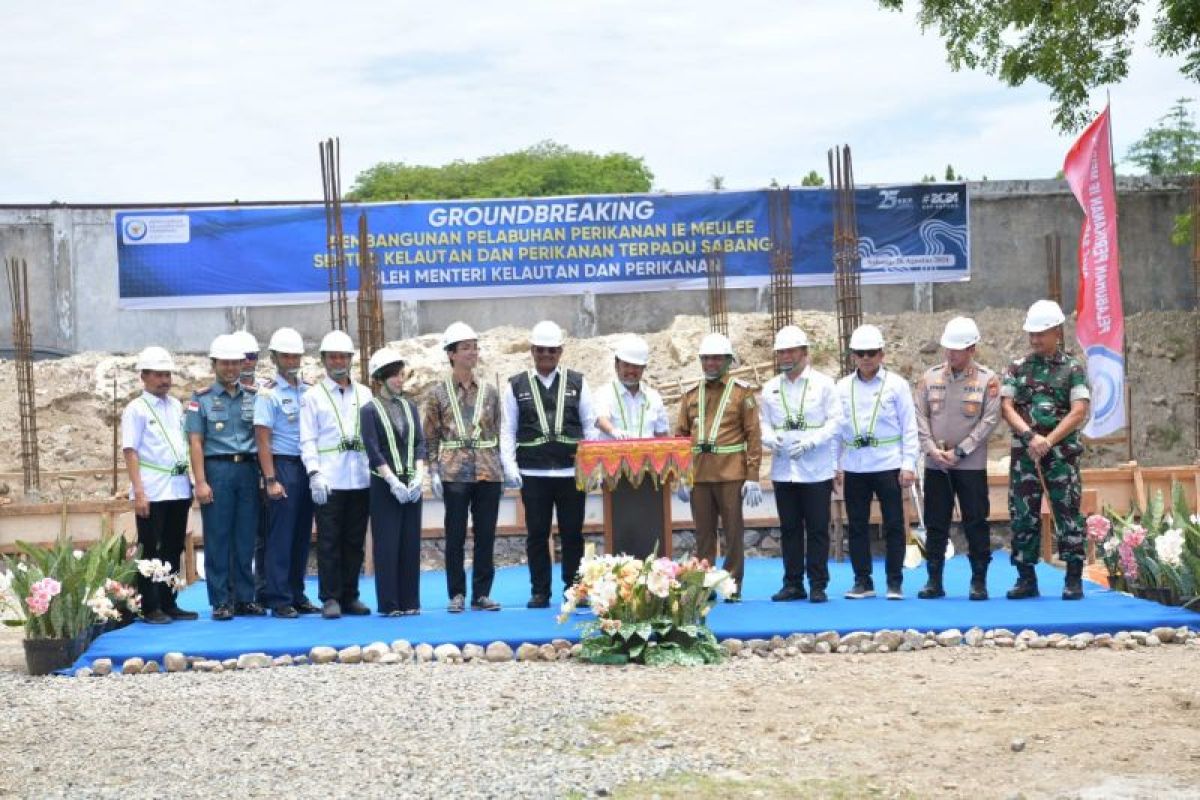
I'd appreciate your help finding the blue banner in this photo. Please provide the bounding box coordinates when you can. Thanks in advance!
[115,185,969,309]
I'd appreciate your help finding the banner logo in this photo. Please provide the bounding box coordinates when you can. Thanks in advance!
[121,215,190,245]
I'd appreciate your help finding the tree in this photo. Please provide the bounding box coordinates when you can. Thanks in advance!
[1125,97,1200,175]
[346,141,654,201]
[800,170,825,187]
[878,1,1200,132]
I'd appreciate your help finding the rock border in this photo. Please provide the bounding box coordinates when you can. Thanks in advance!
[73,625,1198,677]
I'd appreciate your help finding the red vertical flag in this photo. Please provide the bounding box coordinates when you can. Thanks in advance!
[1062,105,1125,437]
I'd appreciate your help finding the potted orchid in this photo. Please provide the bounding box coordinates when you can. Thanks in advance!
[1099,483,1200,610]
[558,552,736,665]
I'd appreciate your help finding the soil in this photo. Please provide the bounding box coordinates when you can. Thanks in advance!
[0,309,1194,503]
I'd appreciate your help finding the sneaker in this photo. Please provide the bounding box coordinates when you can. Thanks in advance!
[809,586,828,604]
[526,594,550,609]
[165,607,198,621]
[343,599,371,616]
[212,605,234,621]
[272,604,299,619]
[321,599,342,619]
[234,602,266,617]
[294,598,321,615]
[471,596,501,611]
[844,581,875,599]
[448,594,465,613]
[771,585,807,602]
[723,593,742,604]
[886,583,904,601]
[143,609,171,625]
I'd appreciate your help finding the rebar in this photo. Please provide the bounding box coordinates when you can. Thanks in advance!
[1045,232,1062,307]
[355,212,386,384]
[5,257,40,493]
[706,249,728,336]
[768,187,794,333]
[319,137,350,333]
[828,145,862,376]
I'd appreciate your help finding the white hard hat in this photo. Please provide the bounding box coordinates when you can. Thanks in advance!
[208,334,245,361]
[940,316,981,350]
[1023,299,1066,333]
[848,324,885,351]
[231,330,259,355]
[529,320,564,348]
[135,346,175,372]
[613,335,649,366]
[267,327,305,355]
[368,347,404,378]
[698,332,734,357]
[442,321,478,350]
[773,325,809,350]
[319,330,355,354]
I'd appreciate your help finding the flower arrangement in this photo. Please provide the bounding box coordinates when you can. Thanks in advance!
[558,552,736,665]
[1094,482,1200,609]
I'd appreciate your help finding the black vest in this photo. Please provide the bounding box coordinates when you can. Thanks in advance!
[510,369,584,470]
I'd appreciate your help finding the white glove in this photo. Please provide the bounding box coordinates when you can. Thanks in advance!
[770,438,788,457]
[610,428,632,440]
[675,483,691,504]
[385,473,410,504]
[309,473,330,506]
[503,460,523,490]
[787,439,813,459]
[431,472,444,500]
[741,480,763,508]
[406,465,425,503]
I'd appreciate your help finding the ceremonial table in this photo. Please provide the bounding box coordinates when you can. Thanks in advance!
[575,437,694,559]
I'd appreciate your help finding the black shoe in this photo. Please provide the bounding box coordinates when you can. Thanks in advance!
[969,572,989,601]
[809,586,828,604]
[343,599,371,616]
[212,605,234,621]
[1062,561,1084,601]
[917,580,945,600]
[234,602,266,617]
[844,580,875,599]
[471,596,501,611]
[272,605,299,619]
[294,599,321,615]
[448,594,465,613]
[143,609,171,625]
[723,593,742,604]
[886,582,904,601]
[526,594,550,609]
[771,585,807,602]
[321,599,342,619]
[1006,564,1040,600]
[165,607,199,621]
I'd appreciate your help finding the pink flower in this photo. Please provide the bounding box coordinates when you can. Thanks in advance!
[651,557,680,579]
[1118,541,1139,581]
[1122,525,1146,548]
[30,578,61,600]
[26,592,49,616]
[1085,515,1111,543]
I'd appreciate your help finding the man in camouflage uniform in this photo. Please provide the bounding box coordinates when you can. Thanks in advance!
[999,300,1091,600]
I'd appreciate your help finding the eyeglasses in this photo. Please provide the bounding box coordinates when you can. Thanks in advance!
[852,349,881,358]
[532,346,561,355]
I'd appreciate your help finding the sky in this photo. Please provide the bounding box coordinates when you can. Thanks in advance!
[1,1,1196,203]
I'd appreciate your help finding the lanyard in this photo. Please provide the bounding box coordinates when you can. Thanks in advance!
[611,381,647,437]
[371,398,415,478]
[778,374,809,429]
[528,369,566,439]
[445,376,486,441]
[319,380,361,441]
[140,396,187,471]
[698,378,736,445]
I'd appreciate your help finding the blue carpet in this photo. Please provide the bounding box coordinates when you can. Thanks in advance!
[70,556,1197,670]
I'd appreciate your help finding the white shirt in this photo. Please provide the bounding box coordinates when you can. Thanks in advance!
[500,367,598,478]
[835,368,919,474]
[121,391,192,502]
[595,380,670,440]
[759,366,841,482]
[300,377,373,490]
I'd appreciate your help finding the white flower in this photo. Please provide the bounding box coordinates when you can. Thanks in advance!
[703,569,730,589]
[1190,513,1200,526]
[1103,538,1119,555]
[1154,529,1185,568]
[645,571,672,599]
[72,550,83,560]
[714,576,738,599]
[16,563,27,572]
[589,577,618,615]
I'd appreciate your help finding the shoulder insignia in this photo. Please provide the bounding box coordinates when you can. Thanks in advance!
[263,379,277,389]
[734,378,752,388]
[186,400,200,412]
[192,386,212,397]
[302,377,316,386]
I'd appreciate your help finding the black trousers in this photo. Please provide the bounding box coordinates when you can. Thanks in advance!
[522,476,586,598]
[773,480,832,589]
[844,469,906,585]
[923,467,991,567]
[261,457,314,608]
[444,480,502,601]
[135,498,190,613]
[369,477,422,614]
[314,488,370,604]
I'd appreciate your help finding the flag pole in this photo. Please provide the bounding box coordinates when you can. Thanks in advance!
[1105,91,1134,462]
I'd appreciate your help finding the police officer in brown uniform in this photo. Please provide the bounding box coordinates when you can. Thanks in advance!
[675,332,763,600]
[913,316,1002,600]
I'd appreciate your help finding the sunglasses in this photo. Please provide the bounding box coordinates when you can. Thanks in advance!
[533,346,561,355]
[852,349,881,358]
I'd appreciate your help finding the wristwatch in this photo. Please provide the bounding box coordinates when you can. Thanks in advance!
[1018,429,1034,445]
[264,476,279,485]
[954,445,967,459]
[307,469,320,478]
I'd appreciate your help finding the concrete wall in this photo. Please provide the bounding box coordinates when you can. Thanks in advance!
[0,177,1192,355]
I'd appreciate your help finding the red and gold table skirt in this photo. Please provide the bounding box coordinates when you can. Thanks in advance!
[575,437,695,491]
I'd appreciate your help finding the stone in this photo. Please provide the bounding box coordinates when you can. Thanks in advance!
[746,638,770,653]
[814,641,832,654]
[839,631,873,649]
[193,660,217,672]
[993,628,1015,639]
[272,655,294,668]
[516,643,541,662]
[721,638,743,656]
[434,643,463,663]
[1145,634,1162,648]
[462,644,485,661]
[221,658,237,670]
[210,663,224,674]
[121,657,145,675]
[538,644,557,661]
[236,653,273,670]
[1028,637,1049,650]
[293,655,309,666]
[415,643,435,663]
[551,638,572,651]
[873,630,904,651]
[935,629,963,647]
[164,652,188,673]
[1071,632,1095,646]
[570,643,583,658]
[485,641,514,662]
[903,631,925,650]
[378,653,401,665]
[1010,738,1026,753]
[769,635,787,650]
[363,642,391,663]
[310,646,338,665]
[142,660,160,674]
[392,641,414,662]
[337,645,363,664]
[74,667,92,678]
[964,627,985,647]
[1054,639,1072,650]
[815,631,840,647]
[1014,640,1028,652]
[995,637,1015,648]
[1150,627,1176,644]
[92,658,112,677]
[836,645,849,654]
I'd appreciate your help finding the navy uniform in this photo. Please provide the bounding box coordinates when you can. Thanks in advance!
[254,373,315,615]
[187,379,260,617]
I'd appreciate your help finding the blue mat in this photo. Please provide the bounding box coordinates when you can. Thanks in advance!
[69,556,1197,670]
